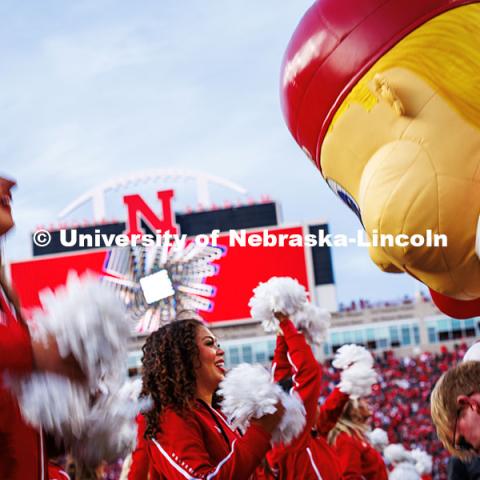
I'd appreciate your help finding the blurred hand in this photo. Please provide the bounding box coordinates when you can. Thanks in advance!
[274,311,289,335]
[252,400,285,434]
[273,311,288,322]
[31,335,86,382]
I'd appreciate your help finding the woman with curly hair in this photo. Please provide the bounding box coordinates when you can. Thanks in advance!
[137,318,283,480]
[328,398,387,480]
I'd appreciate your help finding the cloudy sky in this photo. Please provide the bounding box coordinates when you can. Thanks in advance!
[0,0,424,306]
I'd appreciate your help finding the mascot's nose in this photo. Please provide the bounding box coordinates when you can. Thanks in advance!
[359,140,440,270]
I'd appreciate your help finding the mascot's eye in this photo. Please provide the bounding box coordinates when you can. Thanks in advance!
[326,178,363,225]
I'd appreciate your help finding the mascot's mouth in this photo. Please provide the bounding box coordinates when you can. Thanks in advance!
[476,215,480,261]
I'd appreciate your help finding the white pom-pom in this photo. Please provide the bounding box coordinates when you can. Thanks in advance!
[272,390,305,445]
[411,448,433,475]
[31,273,131,390]
[249,277,307,332]
[463,342,480,362]
[220,364,278,428]
[250,277,330,350]
[67,379,152,466]
[219,363,305,446]
[6,274,146,468]
[7,374,150,467]
[291,303,330,346]
[332,345,377,398]
[332,344,374,370]
[368,428,389,451]
[338,363,378,398]
[5,373,89,437]
[389,462,420,480]
[384,444,413,465]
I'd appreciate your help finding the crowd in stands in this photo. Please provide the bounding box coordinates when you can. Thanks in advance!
[338,292,431,312]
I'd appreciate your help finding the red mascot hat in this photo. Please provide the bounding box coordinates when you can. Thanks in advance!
[281,0,477,172]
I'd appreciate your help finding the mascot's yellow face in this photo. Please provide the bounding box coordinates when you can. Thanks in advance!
[320,5,480,301]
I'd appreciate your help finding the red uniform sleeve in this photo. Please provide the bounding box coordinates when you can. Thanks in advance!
[267,319,321,466]
[280,318,321,426]
[128,414,149,480]
[271,335,291,383]
[334,433,363,480]
[148,410,271,480]
[0,320,34,374]
[316,387,350,437]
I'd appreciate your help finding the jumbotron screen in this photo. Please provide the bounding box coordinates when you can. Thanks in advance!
[10,225,314,324]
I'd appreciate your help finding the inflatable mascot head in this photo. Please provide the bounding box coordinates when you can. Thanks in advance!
[281,0,480,318]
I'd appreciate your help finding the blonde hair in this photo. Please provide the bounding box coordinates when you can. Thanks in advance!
[328,398,370,446]
[431,361,480,460]
[331,4,480,131]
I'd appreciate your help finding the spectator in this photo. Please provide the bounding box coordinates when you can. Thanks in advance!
[447,456,480,479]
[431,361,480,458]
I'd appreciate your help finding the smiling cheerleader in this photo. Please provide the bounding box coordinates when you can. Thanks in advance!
[139,318,284,479]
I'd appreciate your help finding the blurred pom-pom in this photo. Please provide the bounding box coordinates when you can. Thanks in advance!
[389,462,420,480]
[68,379,152,466]
[31,272,131,389]
[384,444,413,465]
[219,363,305,445]
[411,448,433,476]
[5,373,89,437]
[7,273,145,468]
[368,427,389,451]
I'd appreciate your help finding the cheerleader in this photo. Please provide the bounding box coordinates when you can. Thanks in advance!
[266,312,342,480]
[141,318,284,479]
[312,387,351,479]
[328,398,388,480]
[0,175,83,480]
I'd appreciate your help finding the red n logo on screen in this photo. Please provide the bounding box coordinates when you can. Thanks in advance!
[123,189,178,236]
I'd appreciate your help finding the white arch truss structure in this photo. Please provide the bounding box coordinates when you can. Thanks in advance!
[58,169,249,222]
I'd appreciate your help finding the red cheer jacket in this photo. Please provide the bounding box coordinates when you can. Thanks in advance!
[0,286,48,480]
[128,413,159,480]
[313,387,350,480]
[146,399,271,479]
[333,431,388,480]
[48,461,70,480]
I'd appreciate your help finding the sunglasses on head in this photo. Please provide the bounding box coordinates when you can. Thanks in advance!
[452,392,476,452]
